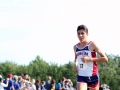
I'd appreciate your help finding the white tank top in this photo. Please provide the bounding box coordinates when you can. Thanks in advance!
[75,41,98,76]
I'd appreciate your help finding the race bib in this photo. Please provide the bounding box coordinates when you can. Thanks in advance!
[77,55,88,70]
[78,63,87,70]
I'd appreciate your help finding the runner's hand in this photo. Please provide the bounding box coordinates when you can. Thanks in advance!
[73,64,78,72]
[81,56,91,63]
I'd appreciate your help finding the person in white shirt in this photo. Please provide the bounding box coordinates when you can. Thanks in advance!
[0,77,9,90]
[28,79,36,90]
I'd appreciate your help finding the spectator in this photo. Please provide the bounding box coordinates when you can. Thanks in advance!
[64,79,70,90]
[13,75,20,90]
[18,76,23,89]
[106,86,110,90]
[0,77,8,90]
[99,84,103,90]
[45,76,51,90]
[61,77,66,88]
[41,81,46,90]
[56,79,62,90]
[35,79,41,90]
[29,79,36,90]
[4,73,14,90]
[68,79,74,90]
[23,73,29,80]
[50,79,56,90]
[103,84,107,90]
[25,75,31,87]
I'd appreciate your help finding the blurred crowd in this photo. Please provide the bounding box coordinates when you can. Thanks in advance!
[99,84,110,90]
[0,73,75,90]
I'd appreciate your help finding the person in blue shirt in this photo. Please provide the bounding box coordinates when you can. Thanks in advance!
[56,79,62,90]
[35,79,41,90]
[41,81,46,90]
[13,75,20,90]
[4,74,14,90]
[45,76,51,90]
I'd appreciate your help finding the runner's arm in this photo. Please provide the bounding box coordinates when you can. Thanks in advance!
[89,42,108,62]
[73,45,77,63]
[73,45,78,72]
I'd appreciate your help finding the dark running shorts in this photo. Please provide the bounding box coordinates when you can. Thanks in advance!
[77,74,99,88]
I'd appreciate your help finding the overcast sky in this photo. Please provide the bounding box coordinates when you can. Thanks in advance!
[0,0,120,65]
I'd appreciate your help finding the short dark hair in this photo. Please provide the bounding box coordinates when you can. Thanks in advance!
[24,73,27,76]
[0,78,3,81]
[77,25,88,33]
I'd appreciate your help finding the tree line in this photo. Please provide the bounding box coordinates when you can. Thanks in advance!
[0,54,120,90]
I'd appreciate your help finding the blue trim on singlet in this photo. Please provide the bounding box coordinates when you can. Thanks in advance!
[76,46,89,52]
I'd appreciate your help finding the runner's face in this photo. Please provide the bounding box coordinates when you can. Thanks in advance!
[77,30,88,42]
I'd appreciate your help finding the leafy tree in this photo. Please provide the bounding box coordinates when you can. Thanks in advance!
[0,54,120,89]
